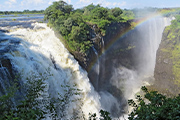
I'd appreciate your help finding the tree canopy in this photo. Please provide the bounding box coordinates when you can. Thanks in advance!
[128,86,180,120]
[44,0,134,55]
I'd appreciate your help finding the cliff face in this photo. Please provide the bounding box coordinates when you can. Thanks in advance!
[153,25,180,96]
[55,19,174,115]
[84,22,135,90]
[93,22,138,116]
[75,21,134,71]
[79,22,135,116]
[76,22,133,71]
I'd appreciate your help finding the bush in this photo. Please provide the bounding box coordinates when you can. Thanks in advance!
[128,86,180,120]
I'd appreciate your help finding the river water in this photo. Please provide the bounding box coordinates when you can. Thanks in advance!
[0,14,101,119]
[0,14,172,119]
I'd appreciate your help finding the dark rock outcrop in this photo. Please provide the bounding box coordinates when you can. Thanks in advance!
[0,58,14,94]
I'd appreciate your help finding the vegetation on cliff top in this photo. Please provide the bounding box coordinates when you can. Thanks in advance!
[162,15,180,86]
[158,8,180,17]
[44,0,134,55]
[129,86,180,120]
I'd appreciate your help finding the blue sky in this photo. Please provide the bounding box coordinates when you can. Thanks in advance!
[0,0,180,11]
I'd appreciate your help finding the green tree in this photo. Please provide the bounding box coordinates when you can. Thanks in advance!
[44,1,134,55]
[44,0,73,22]
[91,7,109,19]
[128,86,180,120]
[0,72,50,120]
[0,71,84,119]
[110,7,123,17]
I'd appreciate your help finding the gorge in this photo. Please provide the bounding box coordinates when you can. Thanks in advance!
[0,3,180,120]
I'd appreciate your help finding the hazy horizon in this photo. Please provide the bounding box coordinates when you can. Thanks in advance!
[0,0,180,11]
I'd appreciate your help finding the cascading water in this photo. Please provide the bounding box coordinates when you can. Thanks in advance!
[0,14,172,119]
[92,46,100,90]
[134,16,171,76]
[100,38,105,75]
[90,15,172,118]
[0,64,12,94]
[0,20,101,119]
[110,16,171,100]
[101,38,105,52]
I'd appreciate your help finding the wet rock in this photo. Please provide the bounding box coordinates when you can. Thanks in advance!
[153,26,180,96]
[0,29,9,33]
[1,58,13,76]
[163,58,169,64]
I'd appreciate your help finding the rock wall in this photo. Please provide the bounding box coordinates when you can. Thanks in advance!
[88,21,134,89]
[86,22,135,116]
[153,24,180,96]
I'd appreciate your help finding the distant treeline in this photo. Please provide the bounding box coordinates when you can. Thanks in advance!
[0,10,44,15]
[158,8,180,17]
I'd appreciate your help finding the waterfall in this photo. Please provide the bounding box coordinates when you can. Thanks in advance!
[91,38,105,91]
[101,38,105,52]
[134,16,171,76]
[111,17,171,100]
[0,15,172,119]
[0,64,11,94]
[92,46,100,90]
[92,46,98,56]
[0,22,100,119]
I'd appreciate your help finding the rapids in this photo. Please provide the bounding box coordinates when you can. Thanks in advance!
[0,21,100,119]
[0,15,172,119]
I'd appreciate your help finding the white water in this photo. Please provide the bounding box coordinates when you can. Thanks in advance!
[136,17,171,76]
[110,16,171,114]
[0,23,101,119]
[92,46,100,90]
[0,16,172,119]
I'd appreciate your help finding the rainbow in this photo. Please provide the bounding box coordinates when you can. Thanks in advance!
[89,11,174,71]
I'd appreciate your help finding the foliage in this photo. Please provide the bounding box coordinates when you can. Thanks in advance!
[0,72,51,120]
[0,70,85,119]
[44,0,92,54]
[89,110,112,120]
[128,86,180,120]
[110,7,123,18]
[162,15,180,85]
[44,0,134,54]
[49,84,84,119]
[121,9,135,20]
[91,7,109,19]
[158,8,180,17]
[0,70,113,119]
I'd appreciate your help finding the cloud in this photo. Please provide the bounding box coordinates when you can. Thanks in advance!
[5,0,17,5]
[21,0,44,6]
[98,1,127,8]
[79,0,91,3]
[48,0,71,5]
[2,0,19,11]
[74,0,95,8]
[76,0,126,8]
[10,0,17,3]
[67,0,71,3]
[9,0,17,3]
